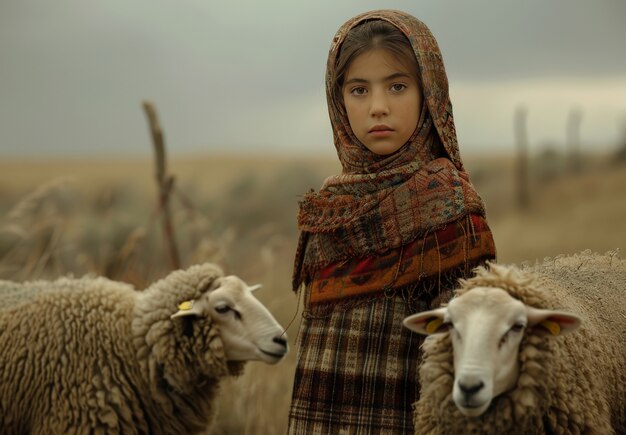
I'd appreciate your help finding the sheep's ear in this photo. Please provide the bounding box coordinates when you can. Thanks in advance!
[171,300,204,319]
[526,307,581,337]
[403,308,448,335]
[249,284,262,292]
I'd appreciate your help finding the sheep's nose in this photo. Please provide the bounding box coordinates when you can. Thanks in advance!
[459,381,484,397]
[273,336,288,349]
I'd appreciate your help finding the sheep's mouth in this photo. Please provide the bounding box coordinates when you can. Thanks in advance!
[456,401,491,417]
[259,348,286,359]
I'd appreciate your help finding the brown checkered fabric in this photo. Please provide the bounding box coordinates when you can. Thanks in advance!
[288,295,431,434]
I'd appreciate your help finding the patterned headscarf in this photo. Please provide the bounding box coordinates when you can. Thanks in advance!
[293,10,488,290]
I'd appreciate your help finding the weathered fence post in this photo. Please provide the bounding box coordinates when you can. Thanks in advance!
[142,101,181,270]
[514,106,530,210]
[566,108,583,173]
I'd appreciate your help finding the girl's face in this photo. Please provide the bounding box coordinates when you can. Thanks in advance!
[342,48,422,155]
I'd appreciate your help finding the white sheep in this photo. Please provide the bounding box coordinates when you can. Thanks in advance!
[404,251,626,434]
[0,263,288,434]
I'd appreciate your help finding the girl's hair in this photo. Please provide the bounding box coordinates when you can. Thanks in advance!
[332,20,419,109]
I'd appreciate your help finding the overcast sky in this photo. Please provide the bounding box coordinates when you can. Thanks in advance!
[1,0,625,157]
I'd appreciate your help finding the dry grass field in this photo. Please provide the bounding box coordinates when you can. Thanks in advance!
[1,151,625,434]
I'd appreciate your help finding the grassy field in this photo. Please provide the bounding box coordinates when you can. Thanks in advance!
[1,151,625,433]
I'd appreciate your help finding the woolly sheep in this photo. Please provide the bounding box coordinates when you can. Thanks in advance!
[0,263,288,434]
[404,251,626,434]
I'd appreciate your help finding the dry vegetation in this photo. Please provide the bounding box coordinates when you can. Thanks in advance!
[1,151,625,434]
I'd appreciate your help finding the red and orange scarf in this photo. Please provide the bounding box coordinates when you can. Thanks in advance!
[293,10,495,299]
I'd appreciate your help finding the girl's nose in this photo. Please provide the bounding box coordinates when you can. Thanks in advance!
[369,89,389,117]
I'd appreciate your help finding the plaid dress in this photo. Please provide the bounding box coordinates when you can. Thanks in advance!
[288,294,431,434]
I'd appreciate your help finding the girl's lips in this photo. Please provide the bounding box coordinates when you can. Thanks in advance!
[369,130,393,138]
[368,126,394,137]
[369,124,392,132]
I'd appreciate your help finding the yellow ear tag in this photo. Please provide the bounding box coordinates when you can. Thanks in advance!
[426,318,443,334]
[541,320,561,336]
[178,300,193,311]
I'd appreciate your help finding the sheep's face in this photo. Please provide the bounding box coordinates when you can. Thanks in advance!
[172,275,288,364]
[403,286,581,417]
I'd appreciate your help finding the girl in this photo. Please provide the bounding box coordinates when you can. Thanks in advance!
[289,10,496,434]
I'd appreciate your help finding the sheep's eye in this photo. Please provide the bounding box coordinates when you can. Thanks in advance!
[215,305,231,314]
[443,322,460,340]
[499,323,525,347]
[510,323,525,333]
[215,305,242,320]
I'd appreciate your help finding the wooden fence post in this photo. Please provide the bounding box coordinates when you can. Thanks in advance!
[142,101,181,270]
[566,108,583,173]
[514,106,530,210]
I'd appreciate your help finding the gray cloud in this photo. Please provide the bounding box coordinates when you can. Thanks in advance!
[0,0,624,156]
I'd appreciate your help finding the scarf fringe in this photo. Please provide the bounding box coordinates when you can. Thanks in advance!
[301,261,487,319]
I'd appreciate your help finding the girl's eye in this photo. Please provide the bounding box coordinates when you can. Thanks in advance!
[390,83,407,92]
[350,87,367,96]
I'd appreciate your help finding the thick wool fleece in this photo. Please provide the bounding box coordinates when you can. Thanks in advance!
[0,263,240,435]
[413,251,626,435]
